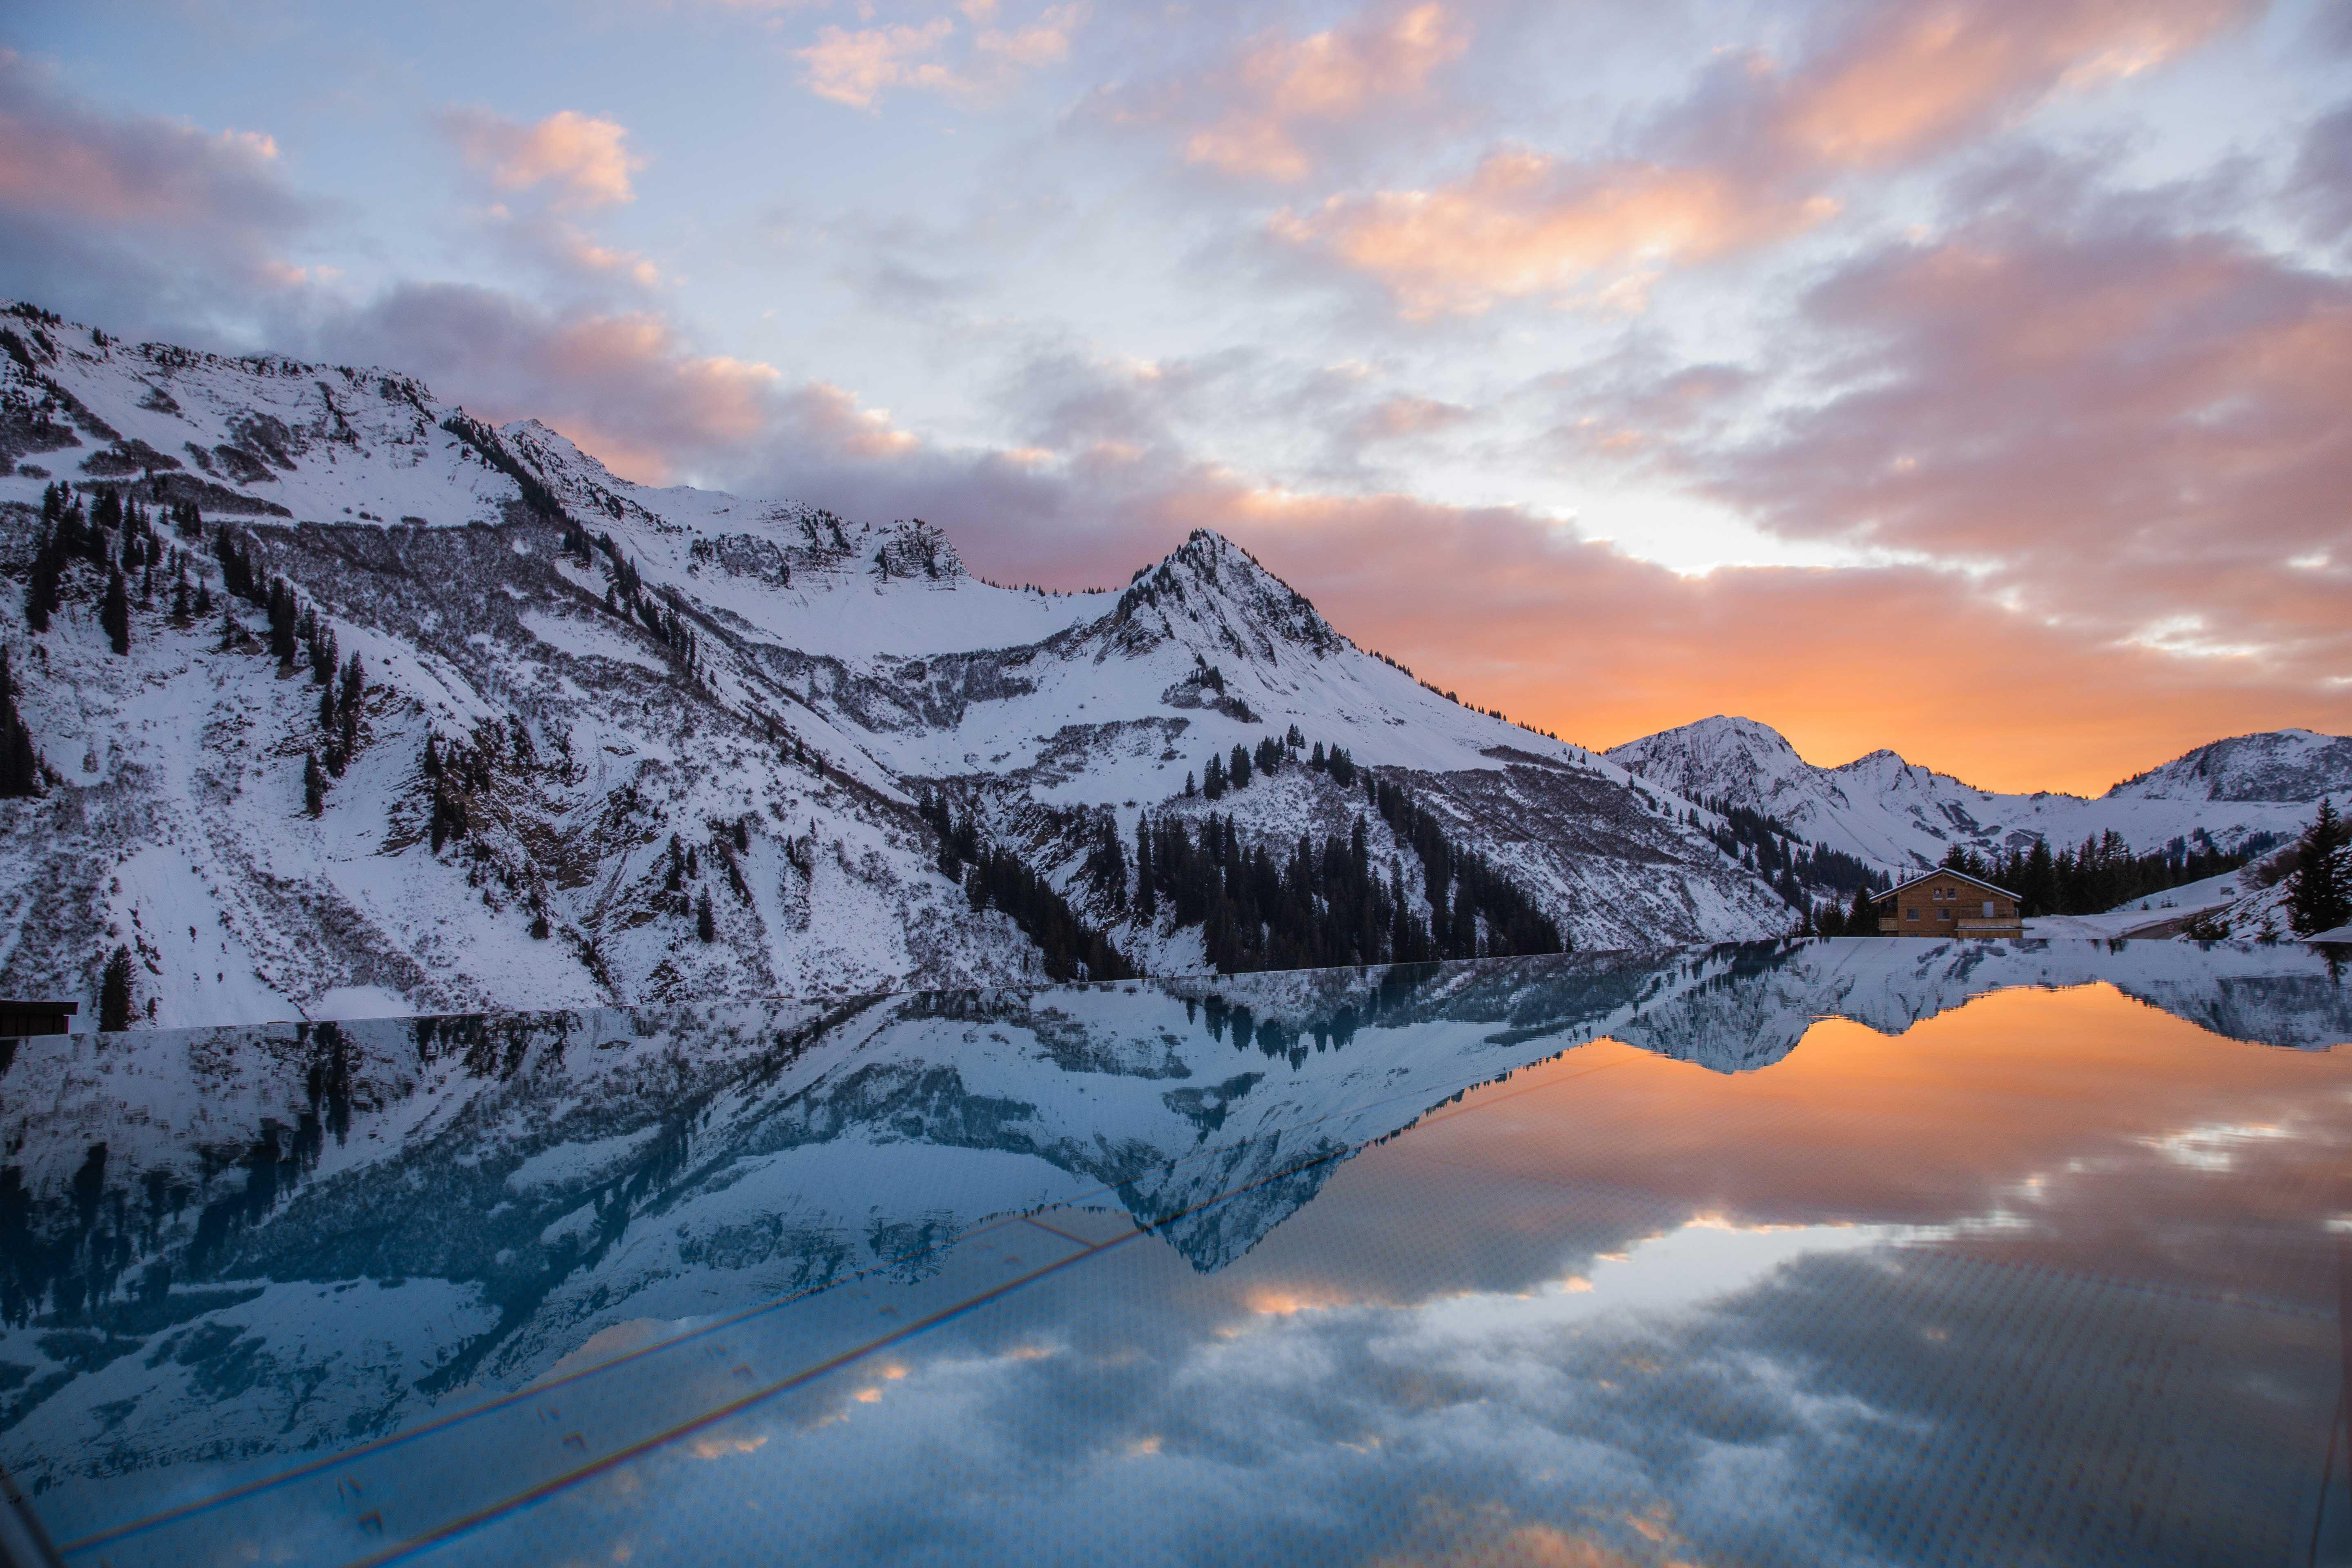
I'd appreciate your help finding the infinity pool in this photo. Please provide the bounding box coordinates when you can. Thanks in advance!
[4,938,2348,1566]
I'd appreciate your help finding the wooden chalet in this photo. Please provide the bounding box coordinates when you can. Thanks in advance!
[1873,869,2024,939]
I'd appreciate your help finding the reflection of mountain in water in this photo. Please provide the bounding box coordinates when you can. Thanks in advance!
[0,938,2342,1493]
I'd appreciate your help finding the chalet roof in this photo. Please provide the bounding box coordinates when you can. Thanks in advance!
[1870,867,2022,903]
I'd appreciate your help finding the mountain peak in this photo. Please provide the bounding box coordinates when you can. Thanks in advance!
[1105,528,1344,664]
[2103,729,2352,804]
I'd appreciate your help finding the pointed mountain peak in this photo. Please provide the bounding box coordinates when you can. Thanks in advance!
[1109,528,1343,662]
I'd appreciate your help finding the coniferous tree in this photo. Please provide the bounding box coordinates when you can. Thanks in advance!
[1229,742,1251,789]
[99,945,134,1031]
[1203,754,1226,800]
[2285,797,2352,936]
[1849,880,1878,935]
[0,645,40,796]
[266,579,298,669]
[101,568,129,655]
[1134,817,1157,922]
[696,891,716,942]
[303,750,326,817]
[89,488,121,562]
[24,525,62,633]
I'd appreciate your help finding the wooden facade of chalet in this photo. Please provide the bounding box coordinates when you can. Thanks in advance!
[1873,869,2023,939]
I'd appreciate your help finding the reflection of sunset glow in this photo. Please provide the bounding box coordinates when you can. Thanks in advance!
[1370,980,2352,1319]
[2136,1121,2291,1171]
[690,1435,768,1459]
[1246,1286,1357,1316]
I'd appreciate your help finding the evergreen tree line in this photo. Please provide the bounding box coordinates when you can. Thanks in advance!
[208,520,370,813]
[23,483,209,655]
[1189,724,1359,800]
[660,819,757,944]
[2283,798,2351,937]
[1127,766,1564,973]
[1808,824,2273,935]
[559,514,701,670]
[448,413,702,677]
[421,729,496,853]
[917,791,1136,982]
[413,721,567,938]
[0,644,41,797]
[1931,830,2266,918]
[1692,798,1879,911]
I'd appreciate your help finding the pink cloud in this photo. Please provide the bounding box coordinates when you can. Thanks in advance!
[1352,394,1471,441]
[777,381,923,459]
[445,108,645,209]
[1275,152,1833,317]
[1179,3,1467,181]
[1769,0,2251,168]
[796,19,958,109]
[327,286,779,483]
[794,6,1081,109]
[1276,0,2256,311]
[0,49,301,235]
[1510,182,2352,741]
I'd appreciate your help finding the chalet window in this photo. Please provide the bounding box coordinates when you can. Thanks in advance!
[1907,909,1919,921]
[1983,902,1994,918]
[1939,908,1951,920]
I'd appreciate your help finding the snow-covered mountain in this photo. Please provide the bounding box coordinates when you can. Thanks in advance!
[2103,728,2352,804]
[0,304,1796,1027]
[1607,715,2340,874]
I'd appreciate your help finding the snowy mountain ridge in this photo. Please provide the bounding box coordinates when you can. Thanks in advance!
[0,303,1796,1027]
[1606,714,2341,875]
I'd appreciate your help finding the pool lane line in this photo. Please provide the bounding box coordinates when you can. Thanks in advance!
[337,1234,1142,1568]
[59,1034,1603,1558]
[53,1207,1049,1558]
[331,1138,1372,1568]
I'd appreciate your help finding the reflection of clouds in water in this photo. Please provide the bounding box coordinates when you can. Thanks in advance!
[444,1201,2330,1568]
[447,1223,1920,1566]
[2135,1119,2291,1172]
[15,955,2351,1562]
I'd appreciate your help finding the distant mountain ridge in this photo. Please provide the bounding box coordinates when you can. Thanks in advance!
[1606,715,2343,874]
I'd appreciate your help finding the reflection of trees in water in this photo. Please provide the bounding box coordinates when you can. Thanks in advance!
[1,938,2344,1470]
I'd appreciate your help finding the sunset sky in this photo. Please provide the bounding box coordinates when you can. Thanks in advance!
[3,0,2348,793]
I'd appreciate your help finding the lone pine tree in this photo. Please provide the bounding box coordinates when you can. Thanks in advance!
[0,644,40,797]
[100,944,134,1032]
[100,568,129,655]
[2285,797,2351,936]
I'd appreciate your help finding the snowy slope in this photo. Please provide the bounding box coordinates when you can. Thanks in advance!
[0,305,1795,1027]
[1608,714,2330,873]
